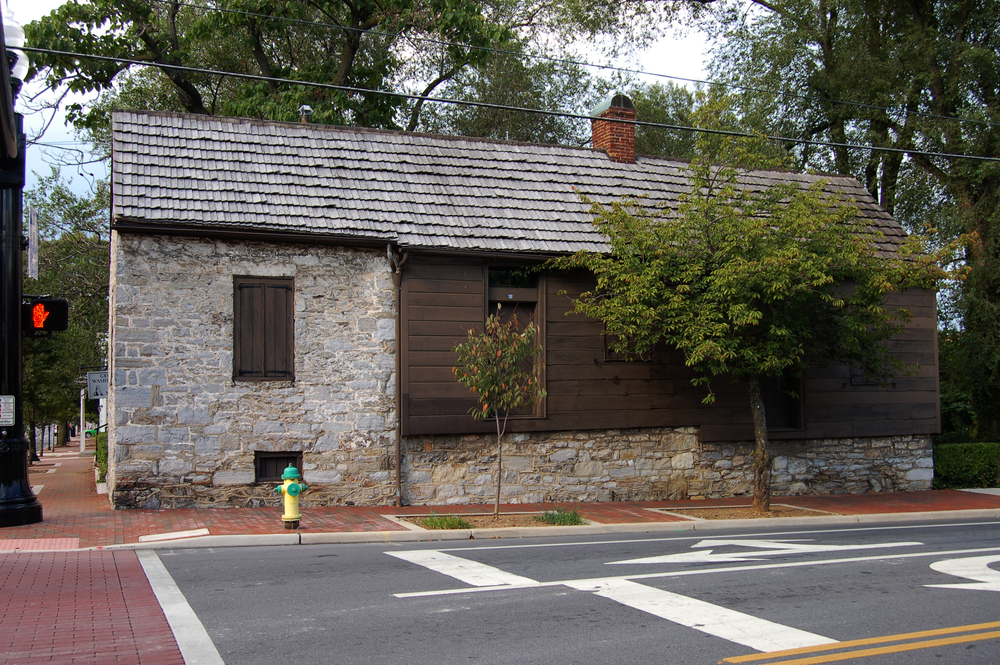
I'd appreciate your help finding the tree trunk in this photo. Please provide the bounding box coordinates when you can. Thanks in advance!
[494,415,502,518]
[28,419,38,462]
[748,376,771,512]
[57,421,67,447]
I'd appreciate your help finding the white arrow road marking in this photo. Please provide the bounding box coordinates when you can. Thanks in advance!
[387,550,539,587]
[565,578,836,652]
[608,538,923,565]
[926,555,1000,592]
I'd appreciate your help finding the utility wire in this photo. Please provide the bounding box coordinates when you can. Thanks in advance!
[143,0,1000,131]
[21,45,1000,163]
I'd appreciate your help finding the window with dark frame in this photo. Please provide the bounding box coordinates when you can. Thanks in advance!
[233,276,294,381]
[486,267,546,418]
[254,451,303,483]
[760,374,804,430]
[603,330,655,362]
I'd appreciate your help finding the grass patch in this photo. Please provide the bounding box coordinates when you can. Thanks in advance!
[419,514,472,530]
[95,432,108,483]
[534,508,585,525]
[933,442,1000,489]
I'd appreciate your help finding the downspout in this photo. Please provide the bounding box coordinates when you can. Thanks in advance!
[387,245,409,507]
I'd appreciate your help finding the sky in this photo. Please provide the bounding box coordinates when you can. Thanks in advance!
[5,0,710,195]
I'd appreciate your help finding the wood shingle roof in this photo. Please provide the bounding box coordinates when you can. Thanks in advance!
[111,110,907,254]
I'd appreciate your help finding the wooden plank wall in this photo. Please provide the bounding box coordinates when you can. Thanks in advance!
[402,254,940,441]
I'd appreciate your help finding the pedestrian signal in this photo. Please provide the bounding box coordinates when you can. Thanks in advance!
[22,298,69,333]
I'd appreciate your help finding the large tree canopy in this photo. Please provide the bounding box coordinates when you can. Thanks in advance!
[26,0,689,144]
[552,99,944,510]
[704,0,1000,437]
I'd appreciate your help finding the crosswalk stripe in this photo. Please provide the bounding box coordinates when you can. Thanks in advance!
[387,550,538,587]
[565,578,836,653]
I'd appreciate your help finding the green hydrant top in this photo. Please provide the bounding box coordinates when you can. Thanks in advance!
[281,464,302,481]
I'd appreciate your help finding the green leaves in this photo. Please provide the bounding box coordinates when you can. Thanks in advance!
[555,96,942,398]
[22,172,110,429]
[453,303,546,518]
[452,305,546,422]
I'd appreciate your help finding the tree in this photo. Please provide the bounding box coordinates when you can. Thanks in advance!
[26,0,512,133]
[417,47,607,145]
[453,305,546,517]
[22,172,110,456]
[552,100,943,511]
[630,81,698,160]
[703,0,1000,438]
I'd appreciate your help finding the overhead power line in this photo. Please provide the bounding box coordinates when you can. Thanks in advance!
[22,45,1000,164]
[143,0,1000,131]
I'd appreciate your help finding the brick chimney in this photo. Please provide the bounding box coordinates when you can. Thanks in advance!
[590,94,635,164]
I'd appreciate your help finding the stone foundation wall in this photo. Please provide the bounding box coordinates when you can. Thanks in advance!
[401,429,933,505]
[107,234,397,509]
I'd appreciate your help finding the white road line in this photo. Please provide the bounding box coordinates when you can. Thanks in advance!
[607,538,922,565]
[387,550,538,587]
[435,521,1000,554]
[927,555,1000,592]
[567,578,835,652]
[395,545,1000,598]
[389,549,835,652]
[136,550,226,665]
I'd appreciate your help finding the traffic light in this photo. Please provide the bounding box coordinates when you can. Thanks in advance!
[22,298,69,333]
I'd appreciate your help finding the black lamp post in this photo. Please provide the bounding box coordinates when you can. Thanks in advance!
[0,8,42,527]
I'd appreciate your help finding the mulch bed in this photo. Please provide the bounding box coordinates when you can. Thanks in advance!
[402,513,563,529]
[664,504,832,520]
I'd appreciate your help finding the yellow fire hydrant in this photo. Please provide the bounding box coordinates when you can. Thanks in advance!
[273,464,308,529]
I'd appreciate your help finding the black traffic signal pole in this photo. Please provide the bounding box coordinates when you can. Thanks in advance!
[0,112,41,527]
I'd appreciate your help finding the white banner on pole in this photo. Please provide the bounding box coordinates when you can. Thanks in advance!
[27,206,38,280]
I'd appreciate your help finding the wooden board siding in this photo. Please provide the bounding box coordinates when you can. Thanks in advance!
[699,289,940,442]
[401,254,940,441]
[401,257,486,435]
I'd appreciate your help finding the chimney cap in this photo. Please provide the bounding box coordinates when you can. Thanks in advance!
[590,94,634,118]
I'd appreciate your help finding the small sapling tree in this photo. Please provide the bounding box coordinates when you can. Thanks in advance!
[553,99,945,513]
[453,305,546,518]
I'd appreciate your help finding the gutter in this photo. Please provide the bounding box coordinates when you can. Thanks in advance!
[387,245,409,507]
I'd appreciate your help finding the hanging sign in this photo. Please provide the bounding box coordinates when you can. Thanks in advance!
[0,395,14,426]
[86,372,108,399]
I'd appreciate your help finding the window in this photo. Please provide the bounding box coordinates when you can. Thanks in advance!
[254,451,303,483]
[604,330,654,362]
[233,276,294,380]
[761,375,804,430]
[487,267,545,418]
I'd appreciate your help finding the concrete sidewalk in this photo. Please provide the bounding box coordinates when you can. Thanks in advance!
[3,442,1000,550]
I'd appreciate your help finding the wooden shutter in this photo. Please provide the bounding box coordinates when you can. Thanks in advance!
[234,277,294,380]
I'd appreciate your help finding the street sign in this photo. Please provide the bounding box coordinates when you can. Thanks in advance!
[0,394,14,426]
[86,371,108,399]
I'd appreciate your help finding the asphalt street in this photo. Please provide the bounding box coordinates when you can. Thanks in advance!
[156,519,1000,664]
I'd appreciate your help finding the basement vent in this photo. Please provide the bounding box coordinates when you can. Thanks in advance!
[254,451,303,483]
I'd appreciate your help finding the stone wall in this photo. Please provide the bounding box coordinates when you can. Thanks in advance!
[107,233,397,508]
[401,429,933,505]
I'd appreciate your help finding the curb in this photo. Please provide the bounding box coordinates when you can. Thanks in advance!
[86,508,1000,551]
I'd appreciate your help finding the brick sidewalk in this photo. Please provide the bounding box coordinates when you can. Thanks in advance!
[0,550,184,664]
[2,444,999,550]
